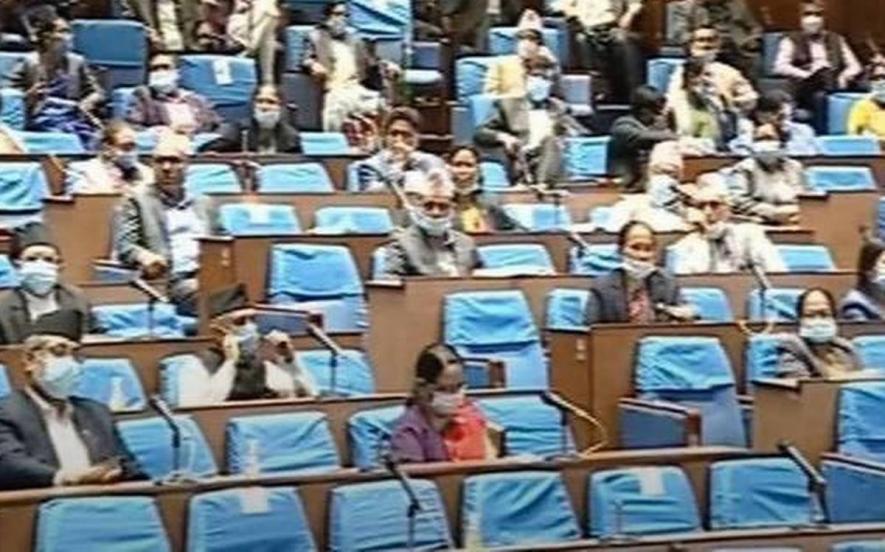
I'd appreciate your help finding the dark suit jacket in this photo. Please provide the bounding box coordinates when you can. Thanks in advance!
[199,117,303,154]
[607,114,677,192]
[302,26,382,89]
[0,284,93,345]
[384,224,480,278]
[125,0,200,50]
[0,389,145,490]
[583,268,682,325]
[474,97,586,147]
[775,333,862,379]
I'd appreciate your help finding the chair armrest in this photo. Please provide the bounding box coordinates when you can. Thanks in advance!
[821,452,885,472]
[618,398,701,448]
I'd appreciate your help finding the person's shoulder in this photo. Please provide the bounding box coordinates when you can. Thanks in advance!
[70,396,114,417]
[0,389,29,416]
[0,288,21,309]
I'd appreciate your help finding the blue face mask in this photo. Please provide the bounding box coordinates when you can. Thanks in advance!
[526,76,552,103]
[410,207,452,237]
[115,150,138,171]
[149,70,179,95]
[38,355,82,400]
[18,260,58,297]
[799,317,837,344]
[235,322,260,356]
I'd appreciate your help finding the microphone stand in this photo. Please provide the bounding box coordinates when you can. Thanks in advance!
[778,441,830,527]
[306,321,344,398]
[147,293,157,340]
[148,395,198,485]
[383,452,422,552]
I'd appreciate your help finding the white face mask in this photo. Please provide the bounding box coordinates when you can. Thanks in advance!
[18,260,58,297]
[430,389,464,416]
[411,207,452,237]
[623,257,656,280]
[799,317,837,344]
[149,69,179,95]
[254,108,281,130]
[38,355,82,400]
[706,220,729,240]
[801,15,824,34]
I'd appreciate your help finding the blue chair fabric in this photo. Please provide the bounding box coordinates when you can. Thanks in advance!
[117,415,218,479]
[545,288,590,331]
[75,357,146,412]
[313,206,394,235]
[218,203,301,236]
[294,349,375,396]
[226,411,340,474]
[258,163,335,193]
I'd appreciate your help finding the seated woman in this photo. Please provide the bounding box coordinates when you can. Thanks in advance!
[583,220,696,325]
[447,146,517,234]
[840,239,885,321]
[390,344,496,463]
[777,287,863,378]
[199,85,302,154]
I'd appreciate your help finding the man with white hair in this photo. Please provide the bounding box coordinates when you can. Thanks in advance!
[383,169,480,277]
[669,176,786,275]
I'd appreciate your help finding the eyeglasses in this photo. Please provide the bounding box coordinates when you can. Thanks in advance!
[697,200,726,210]
[433,381,466,394]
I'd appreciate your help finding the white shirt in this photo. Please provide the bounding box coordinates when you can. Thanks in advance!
[156,0,185,51]
[527,109,554,150]
[66,158,154,195]
[24,291,59,322]
[328,39,360,89]
[559,0,643,28]
[24,387,91,485]
[164,201,207,276]
[773,34,862,83]
[670,223,787,275]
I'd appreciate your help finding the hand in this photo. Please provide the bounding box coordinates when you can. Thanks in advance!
[221,331,240,364]
[499,134,521,154]
[146,28,162,48]
[837,72,852,90]
[265,329,293,362]
[61,463,123,486]
[771,205,800,225]
[25,83,47,102]
[309,62,328,79]
[667,305,697,322]
[138,252,168,280]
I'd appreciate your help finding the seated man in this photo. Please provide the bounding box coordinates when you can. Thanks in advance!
[126,0,200,51]
[847,64,885,137]
[384,169,480,277]
[475,54,587,187]
[178,283,318,406]
[65,120,153,195]
[670,177,786,274]
[0,309,145,490]
[483,9,559,97]
[667,57,739,152]
[199,84,302,154]
[126,53,221,136]
[355,107,445,193]
[730,89,821,156]
[226,0,281,85]
[0,223,93,345]
[114,133,218,316]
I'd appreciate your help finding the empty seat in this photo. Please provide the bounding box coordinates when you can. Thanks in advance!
[226,411,340,474]
[92,303,185,339]
[646,57,685,92]
[313,206,394,235]
[186,163,241,195]
[564,136,610,180]
[818,135,881,156]
[158,353,206,407]
[294,349,375,396]
[75,358,146,412]
[709,457,820,529]
[852,335,885,372]
[746,287,804,322]
[0,88,24,130]
[834,382,885,463]
[569,244,620,276]
[454,56,498,103]
[35,496,170,552]
[179,55,257,121]
[329,479,454,551]
[0,162,48,226]
[476,244,555,275]
[218,203,301,236]
[744,334,782,387]
[827,92,867,135]
[267,244,366,332]
[187,487,317,552]
[588,466,701,537]
[776,244,835,272]
[444,290,548,388]
[501,203,572,232]
[19,131,85,154]
[805,166,876,192]
[545,288,590,331]
[347,405,405,469]
[257,163,335,193]
[72,19,147,89]
[117,415,218,479]
[680,287,733,322]
[300,132,352,155]
[476,395,575,457]
[461,471,580,547]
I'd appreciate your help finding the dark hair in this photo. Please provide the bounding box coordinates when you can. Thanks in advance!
[447,145,480,163]
[755,90,793,115]
[101,120,132,147]
[617,220,656,252]
[383,107,422,133]
[323,1,347,16]
[631,85,666,114]
[857,238,885,291]
[414,343,462,385]
[797,287,836,318]
[800,0,825,11]
[33,15,65,49]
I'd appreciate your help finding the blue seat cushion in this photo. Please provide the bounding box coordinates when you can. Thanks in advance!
[75,358,146,412]
[294,349,375,396]
[117,415,218,479]
[545,288,590,331]
[92,303,185,339]
[186,164,241,195]
[268,244,363,300]
[679,287,733,322]
[836,382,885,462]
[805,166,876,192]
[218,203,301,236]
[569,244,621,277]
[258,163,335,193]
[477,396,574,457]
[226,411,340,474]
[564,137,610,180]
[852,335,885,372]
[312,207,394,235]
[347,405,404,469]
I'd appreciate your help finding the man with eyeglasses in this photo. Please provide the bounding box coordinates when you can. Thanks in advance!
[669,176,785,275]
[178,283,317,406]
[0,309,145,490]
[384,169,480,278]
[65,120,154,194]
[0,223,93,345]
[114,132,219,316]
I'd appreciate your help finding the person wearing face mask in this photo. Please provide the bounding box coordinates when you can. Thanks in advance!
[840,239,885,321]
[303,1,395,131]
[670,177,786,275]
[847,64,885,138]
[584,221,694,325]
[729,90,821,156]
[199,85,302,154]
[64,120,154,195]
[483,9,559,97]
[774,0,861,133]
[113,133,220,316]
[126,53,221,136]
[8,15,104,148]
[475,55,587,187]
[776,288,864,379]
[178,284,317,406]
[446,146,518,234]
[0,223,94,345]
[384,169,480,278]
[727,125,808,226]
[667,57,739,152]
[0,309,145,490]
[390,343,496,463]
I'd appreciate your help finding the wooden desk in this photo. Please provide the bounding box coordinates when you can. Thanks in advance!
[799,191,879,269]
[683,155,885,186]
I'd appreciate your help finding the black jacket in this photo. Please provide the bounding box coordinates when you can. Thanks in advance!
[198,118,303,154]
[583,268,682,325]
[0,284,93,345]
[607,114,676,192]
[0,389,145,490]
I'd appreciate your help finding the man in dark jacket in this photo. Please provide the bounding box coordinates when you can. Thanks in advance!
[607,85,676,192]
[199,84,302,154]
[0,309,145,490]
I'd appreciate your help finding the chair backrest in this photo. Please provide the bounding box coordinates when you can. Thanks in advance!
[0,254,18,288]
[709,457,818,529]
[185,163,241,195]
[487,26,565,62]
[72,19,147,88]
[1,88,25,129]
[257,163,335,193]
[284,25,315,72]
[312,206,394,235]
[444,290,547,389]
[761,31,785,76]
[117,415,218,479]
[218,203,302,236]
[477,395,575,457]
[91,303,185,339]
[75,357,146,412]
[0,52,27,87]
[679,287,733,322]
[226,411,340,474]
[347,405,405,469]
[187,487,317,552]
[477,244,555,274]
[569,244,621,276]
[564,136,610,180]
[469,93,499,128]
[827,92,867,135]
[268,244,363,300]
[805,166,876,192]
[646,58,685,92]
[300,131,352,156]
[480,161,510,190]
[545,288,590,331]
[836,382,885,463]
[818,135,881,156]
[852,335,885,372]
[294,349,375,396]
[35,496,170,552]
[0,363,9,398]
[0,162,48,213]
[746,288,804,322]
[179,54,257,121]
[501,203,572,232]
[634,336,746,446]
[775,244,835,272]
[329,479,454,551]
[588,466,701,537]
[347,0,412,41]
[461,471,581,547]
[744,334,783,387]
[19,132,85,154]
[455,56,498,103]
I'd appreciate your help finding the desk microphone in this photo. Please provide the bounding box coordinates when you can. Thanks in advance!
[129,278,170,304]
